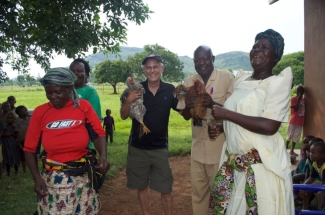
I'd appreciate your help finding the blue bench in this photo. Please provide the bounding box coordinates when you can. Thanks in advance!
[293,184,325,215]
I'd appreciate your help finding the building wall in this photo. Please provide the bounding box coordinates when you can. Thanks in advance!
[304,0,325,139]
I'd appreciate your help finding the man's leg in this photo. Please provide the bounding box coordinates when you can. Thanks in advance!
[161,192,172,215]
[191,160,219,215]
[138,187,150,215]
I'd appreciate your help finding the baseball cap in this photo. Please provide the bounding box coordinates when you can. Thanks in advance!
[142,54,163,65]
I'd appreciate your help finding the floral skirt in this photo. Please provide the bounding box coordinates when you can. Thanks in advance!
[38,170,99,215]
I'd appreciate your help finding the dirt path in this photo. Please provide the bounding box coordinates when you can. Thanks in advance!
[98,152,298,215]
[99,155,193,215]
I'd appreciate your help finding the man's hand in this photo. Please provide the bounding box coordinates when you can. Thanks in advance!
[126,91,142,104]
[208,123,223,140]
[202,94,213,108]
[185,96,195,109]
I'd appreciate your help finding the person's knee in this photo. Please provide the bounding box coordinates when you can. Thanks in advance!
[317,191,325,198]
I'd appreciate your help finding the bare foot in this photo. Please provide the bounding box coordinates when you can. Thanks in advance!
[289,151,298,157]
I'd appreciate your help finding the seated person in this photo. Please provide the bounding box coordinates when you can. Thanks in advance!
[300,141,325,210]
[292,135,314,183]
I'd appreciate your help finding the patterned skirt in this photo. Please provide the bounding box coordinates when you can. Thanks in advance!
[37,169,99,215]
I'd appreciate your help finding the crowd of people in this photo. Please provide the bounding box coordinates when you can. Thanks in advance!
[1,28,324,215]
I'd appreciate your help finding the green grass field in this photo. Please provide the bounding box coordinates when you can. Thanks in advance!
[0,85,298,214]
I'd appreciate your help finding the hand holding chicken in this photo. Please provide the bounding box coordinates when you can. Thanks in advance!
[174,79,213,126]
[120,76,150,137]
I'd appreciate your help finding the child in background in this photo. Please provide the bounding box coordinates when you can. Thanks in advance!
[304,138,324,181]
[286,85,305,156]
[2,112,20,176]
[292,135,314,183]
[103,109,115,144]
[301,141,325,210]
[0,101,11,125]
[14,105,30,173]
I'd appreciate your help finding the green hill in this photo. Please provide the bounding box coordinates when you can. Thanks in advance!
[85,47,252,76]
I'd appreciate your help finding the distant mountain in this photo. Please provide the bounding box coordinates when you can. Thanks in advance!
[215,51,253,71]
[85,46,252,76]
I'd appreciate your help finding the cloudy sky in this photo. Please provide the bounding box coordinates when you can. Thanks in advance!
[5,0,304,78]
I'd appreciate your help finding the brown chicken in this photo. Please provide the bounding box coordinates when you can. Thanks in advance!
[174,79,209,126]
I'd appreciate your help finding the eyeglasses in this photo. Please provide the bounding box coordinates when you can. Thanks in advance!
[144,65,161,71]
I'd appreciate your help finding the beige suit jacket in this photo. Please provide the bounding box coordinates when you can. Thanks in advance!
[177,69,234,164]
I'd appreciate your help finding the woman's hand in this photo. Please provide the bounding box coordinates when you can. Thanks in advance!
[34,176,48,197]
[211,105,228,120]
[96,157,110,174]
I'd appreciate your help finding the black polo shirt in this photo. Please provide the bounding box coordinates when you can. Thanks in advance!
[129,79,179,150]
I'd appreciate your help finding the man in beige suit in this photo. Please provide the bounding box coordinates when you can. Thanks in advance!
[178,45,234,215]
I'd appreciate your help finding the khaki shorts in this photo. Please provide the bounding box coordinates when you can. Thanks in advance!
[126,145,173,193]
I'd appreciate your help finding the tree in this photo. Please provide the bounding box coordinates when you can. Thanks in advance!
[273,51,304,86]
[16,75,25,86]
[25,74,36,86]
[94,59,131,94]
[127,44,185,82]
[0,0,151,79]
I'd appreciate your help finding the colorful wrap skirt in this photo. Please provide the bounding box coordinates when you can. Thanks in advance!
[38,170,99,215]
[209,149,262,215]
[37,150,105,215]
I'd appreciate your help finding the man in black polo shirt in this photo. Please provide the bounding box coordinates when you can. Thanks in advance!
[120,54,179,215]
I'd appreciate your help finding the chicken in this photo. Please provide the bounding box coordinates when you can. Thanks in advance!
[120,76,150,137]
[174,79,209,126]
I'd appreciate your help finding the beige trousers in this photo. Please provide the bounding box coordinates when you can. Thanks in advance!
[191,159,219,215]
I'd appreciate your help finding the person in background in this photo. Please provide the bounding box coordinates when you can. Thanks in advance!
[70,58,102,149]
[2,112,20,176]
[103,109,115,144]
[0,101,12,125]
[293,137,323,205]
[120,54,179,215]
[177,45,234,215]
[210,29,294,214]
[300,141,325,211]
[304,138,324,178]
[14,105,30,174]
[7,96,18,118]
[24,67,109,214]
[286,85,305,157]
[292,135,314,184]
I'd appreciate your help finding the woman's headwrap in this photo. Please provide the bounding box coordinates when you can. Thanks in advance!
[39,67,79,108]
[255,29,284,61]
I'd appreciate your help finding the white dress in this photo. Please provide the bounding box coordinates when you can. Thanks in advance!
[220,67,295,215]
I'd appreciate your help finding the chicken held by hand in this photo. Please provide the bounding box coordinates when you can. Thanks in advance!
[174,79,210,126]
[120,76,150,137]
